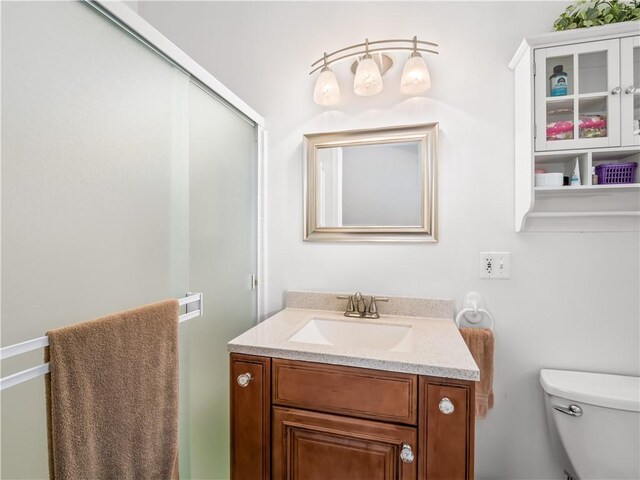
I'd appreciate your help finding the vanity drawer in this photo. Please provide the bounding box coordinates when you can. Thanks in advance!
[272,358,418,425]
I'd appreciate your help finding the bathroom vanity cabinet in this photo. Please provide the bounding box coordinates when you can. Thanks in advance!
[230,353,475,480]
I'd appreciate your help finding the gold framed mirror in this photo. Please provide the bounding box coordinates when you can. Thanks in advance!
[303,123,438,242]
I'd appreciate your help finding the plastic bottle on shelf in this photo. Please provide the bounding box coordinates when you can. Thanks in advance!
[550,65,568,97]
[571,159,581,186]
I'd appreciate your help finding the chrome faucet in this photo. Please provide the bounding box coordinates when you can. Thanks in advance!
[337,292,389,319]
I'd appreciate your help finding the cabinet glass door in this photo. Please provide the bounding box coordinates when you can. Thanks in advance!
[535,39,620,151]
[621,36,640,146]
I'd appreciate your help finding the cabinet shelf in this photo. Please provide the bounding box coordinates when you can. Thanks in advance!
[544,93,609,102]
[535,184,640,194]
[528,211,639,218]
[546,95,574,102]
[523,210,639,232]
[525,148,639,231]
[577,91,609,99]
[534,145,639,158]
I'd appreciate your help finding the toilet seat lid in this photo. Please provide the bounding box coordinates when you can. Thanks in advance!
[540,369,640,412]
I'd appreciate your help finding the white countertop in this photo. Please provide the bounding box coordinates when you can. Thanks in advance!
[228,308,480,381]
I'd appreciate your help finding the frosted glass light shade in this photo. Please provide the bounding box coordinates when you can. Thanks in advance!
[313,67,340,106]
[401,53,431,94]
[353,56,383,96]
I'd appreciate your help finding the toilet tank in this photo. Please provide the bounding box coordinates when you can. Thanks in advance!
[540,369,640,480]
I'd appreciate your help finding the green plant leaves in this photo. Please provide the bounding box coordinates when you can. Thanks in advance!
[585,7,600,19]
[553,0,640,31]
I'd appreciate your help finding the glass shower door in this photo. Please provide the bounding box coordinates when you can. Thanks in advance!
[1,2,258,479]
[1,2,191,477]
[187,81,257,479]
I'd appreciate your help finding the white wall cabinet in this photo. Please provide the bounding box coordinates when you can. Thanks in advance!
[511,22,640,232]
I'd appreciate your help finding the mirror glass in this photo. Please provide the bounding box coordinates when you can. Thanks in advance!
[316,142,422,227]
[304,123,438,242]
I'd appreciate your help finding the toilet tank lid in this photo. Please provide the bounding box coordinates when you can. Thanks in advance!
[540,369,640,412]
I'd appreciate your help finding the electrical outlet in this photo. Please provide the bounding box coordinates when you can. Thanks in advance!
[480,252,511,279]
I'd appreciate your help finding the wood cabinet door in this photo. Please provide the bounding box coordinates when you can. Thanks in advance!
[272,406,417,480]
[419,377,475,480]
[230,353,271,480]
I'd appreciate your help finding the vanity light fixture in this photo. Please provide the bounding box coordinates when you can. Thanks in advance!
[313,54,341,106]
[400,38,431,94]
[353,40,384,96]
[310,36,438,105]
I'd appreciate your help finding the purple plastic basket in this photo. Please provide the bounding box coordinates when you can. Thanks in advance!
[595,162,638,185]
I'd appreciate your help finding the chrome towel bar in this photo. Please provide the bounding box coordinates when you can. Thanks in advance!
[0,293,203,391]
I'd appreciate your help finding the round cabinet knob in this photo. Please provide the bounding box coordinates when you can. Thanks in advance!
[236,372,252,387]
[439,397,455,415]
[611,87,622,95]
[625,86,638,95]
[400,444,414,464]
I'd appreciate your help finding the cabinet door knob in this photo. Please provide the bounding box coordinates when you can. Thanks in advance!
[237,372,253,387]
[399,444,414,464]
[439,397,455,415]
[611,87,622,95]
[625,86,638,95]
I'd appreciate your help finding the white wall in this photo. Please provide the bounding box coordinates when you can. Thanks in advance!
[137,2,640,479]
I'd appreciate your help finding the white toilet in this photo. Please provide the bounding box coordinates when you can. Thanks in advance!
[540,369,640,480]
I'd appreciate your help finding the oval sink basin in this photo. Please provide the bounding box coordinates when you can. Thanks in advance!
[288,317,412,352]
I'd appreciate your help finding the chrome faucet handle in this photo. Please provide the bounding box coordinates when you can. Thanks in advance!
[337,295,356,314]
[367,296,389,318]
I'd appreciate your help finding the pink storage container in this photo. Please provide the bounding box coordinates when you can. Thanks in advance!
[546,112,608,140]
[579,114,606,138]
[546,121,573,140]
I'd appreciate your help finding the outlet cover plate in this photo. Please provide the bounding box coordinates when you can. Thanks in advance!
[480,252,511,279]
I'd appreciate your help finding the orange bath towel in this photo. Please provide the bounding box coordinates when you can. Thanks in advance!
[45,299,180,480]
[459,328,494,419]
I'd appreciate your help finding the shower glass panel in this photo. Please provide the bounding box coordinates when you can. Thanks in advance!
[188,82,257,479]
[1,2,257,479]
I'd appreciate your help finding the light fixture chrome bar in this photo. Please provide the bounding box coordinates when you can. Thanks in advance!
[310,37,439,68]
[0,293,204,390]
[309,47,438,75]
